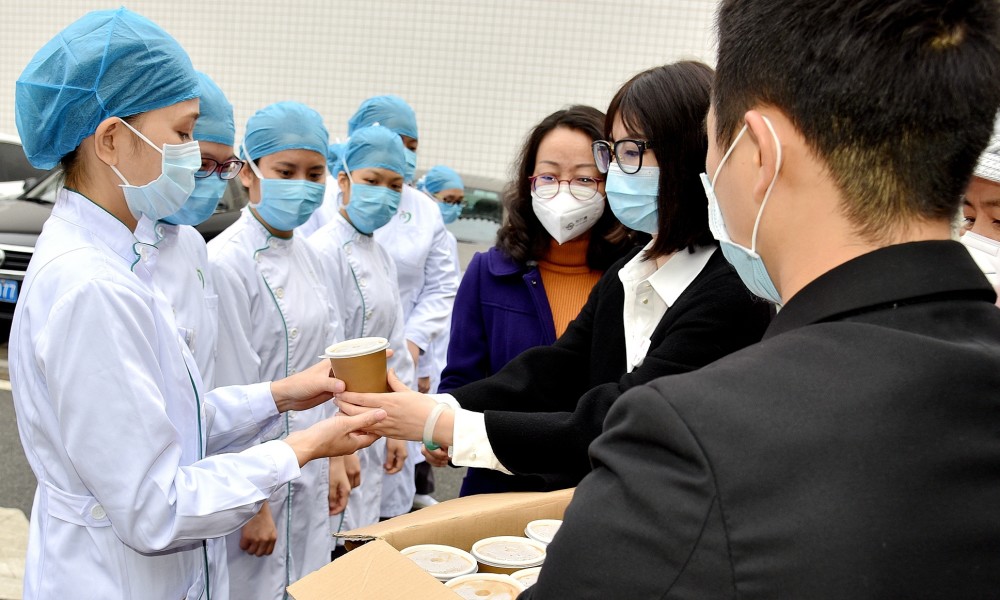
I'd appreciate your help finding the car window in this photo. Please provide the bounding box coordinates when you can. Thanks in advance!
[0,141,47,183]
[446,185,502,244]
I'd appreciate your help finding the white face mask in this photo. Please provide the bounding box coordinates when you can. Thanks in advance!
[110,118,201,222]
[960,231,1000,286]
[531,190,605,244]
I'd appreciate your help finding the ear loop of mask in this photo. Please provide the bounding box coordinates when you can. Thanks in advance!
[710,116,783,253]
[241,139,266,205]
[110,118,165,185]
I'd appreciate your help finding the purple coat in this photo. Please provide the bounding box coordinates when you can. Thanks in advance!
[440,247,557,391]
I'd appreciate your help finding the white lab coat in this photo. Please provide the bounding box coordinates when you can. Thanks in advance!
[150,222,219,388]
[374,185,459,517]
[208,209,342,599]
[308,211,415,532]
[10,190,301,600]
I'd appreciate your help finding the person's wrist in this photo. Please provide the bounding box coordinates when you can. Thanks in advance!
[433,407,455,448]
[284,430,317,467]
[270,380,294,413]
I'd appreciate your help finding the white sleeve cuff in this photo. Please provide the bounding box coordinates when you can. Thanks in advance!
[430,393,461,411]
[450,409,512,475]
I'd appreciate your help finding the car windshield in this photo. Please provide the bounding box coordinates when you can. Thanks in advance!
[0,140,47,183]
[445,184,503,245]
[19,168,62,204]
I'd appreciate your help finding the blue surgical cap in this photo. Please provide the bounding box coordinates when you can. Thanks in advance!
[327,143,346,175]
[343,125,407,177]
[193,72,235,147]
[242,101,329,161]
[15,8,199,169]
[418,166,464,195]
[347,95,418,140]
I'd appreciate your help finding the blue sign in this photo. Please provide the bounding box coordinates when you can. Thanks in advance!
[0,278,19,304]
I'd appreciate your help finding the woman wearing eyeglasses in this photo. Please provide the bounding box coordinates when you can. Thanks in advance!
[338,61,771,493]
[435,106,641,496]
[151,71,240,389]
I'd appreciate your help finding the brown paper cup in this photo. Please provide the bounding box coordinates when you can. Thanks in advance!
[324,337,390,393]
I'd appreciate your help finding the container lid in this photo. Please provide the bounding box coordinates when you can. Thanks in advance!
[471,536,546,568]
[323,337,389,359]
[510,566,541,589]
[524,519,562,544]
[399,544,478,581]
[444,573,525,599]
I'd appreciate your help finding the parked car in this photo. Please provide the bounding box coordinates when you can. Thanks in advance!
[0,168,247,343]
[0,133,50,200]
[415,172,505,269]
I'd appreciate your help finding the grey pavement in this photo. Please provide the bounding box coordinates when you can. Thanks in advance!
[0,342,463,599]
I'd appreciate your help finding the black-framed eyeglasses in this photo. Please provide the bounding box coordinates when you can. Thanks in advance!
[529,174,603,201]
[196,158,245,180]
[592,139,653,175]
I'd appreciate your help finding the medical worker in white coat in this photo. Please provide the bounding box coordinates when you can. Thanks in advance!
[9,9,384,600]
[208,102,350,599]
[309,126,416,534]
[346,96,460,519]
[151,71,238,388]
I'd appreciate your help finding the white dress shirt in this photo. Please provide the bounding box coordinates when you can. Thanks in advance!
[442,242,717,473]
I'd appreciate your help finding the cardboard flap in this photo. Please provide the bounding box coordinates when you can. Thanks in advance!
[339,489,574,552]
[287,539,461,599]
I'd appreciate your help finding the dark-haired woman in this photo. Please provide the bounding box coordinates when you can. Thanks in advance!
[440,105,642,495]
[337,61,772,492]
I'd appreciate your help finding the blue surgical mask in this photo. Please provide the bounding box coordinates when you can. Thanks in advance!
[111,118,201,222]
[403,148,417,183]
[346,182,401,234]
[437,201,462,225]
[243,142,325,231]
[699,117,783,304]
[605,163,660,234]
[161,175,226,226]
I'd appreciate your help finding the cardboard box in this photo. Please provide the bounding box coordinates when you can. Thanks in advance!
[287,488,574,599]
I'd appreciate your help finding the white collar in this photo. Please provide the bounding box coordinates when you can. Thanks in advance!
[619,241,716,307]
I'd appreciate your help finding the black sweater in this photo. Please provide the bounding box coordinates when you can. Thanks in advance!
[453,246,772,489]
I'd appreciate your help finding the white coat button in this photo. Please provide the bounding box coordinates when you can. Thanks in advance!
[365,310,373,320]
[155,224,165,237]
[346,247,352,255]
[255,254,262,263]
[470,452,477,460]
[275,287,285,299]
[269,239,277,248]
[359,278,367,288]
[289,368,297,375]
[90,504,107,520]
[290,328,298,339]
[641,298,649,305]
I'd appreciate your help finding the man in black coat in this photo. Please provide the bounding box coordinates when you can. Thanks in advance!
[523,0,1000,598]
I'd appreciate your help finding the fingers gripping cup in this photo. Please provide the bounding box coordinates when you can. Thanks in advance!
[324,337,390,392]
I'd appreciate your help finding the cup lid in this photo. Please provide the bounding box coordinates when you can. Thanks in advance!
[323,337,389,359]
[400,544,478,581]
[471,536,546,568]
[444,573,525,598]
[524,519,562,544]
[510,566,541,589]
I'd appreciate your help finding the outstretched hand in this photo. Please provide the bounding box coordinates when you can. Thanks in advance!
[336,369,436,441]
[271,360,346,413]
[285,409,387,467]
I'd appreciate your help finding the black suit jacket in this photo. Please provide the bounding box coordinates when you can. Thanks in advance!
[523,241,1000,599]
[454,246,772,488]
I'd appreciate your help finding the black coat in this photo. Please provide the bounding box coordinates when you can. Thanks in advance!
[524,241,1000,599]
[453,246,772,489]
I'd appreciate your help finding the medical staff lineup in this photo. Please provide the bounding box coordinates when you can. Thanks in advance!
[8,1,1000,599]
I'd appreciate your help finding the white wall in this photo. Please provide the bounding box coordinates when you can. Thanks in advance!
[0,0,718,181]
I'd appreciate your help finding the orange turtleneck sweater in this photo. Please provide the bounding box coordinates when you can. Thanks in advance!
[538,235,603,337]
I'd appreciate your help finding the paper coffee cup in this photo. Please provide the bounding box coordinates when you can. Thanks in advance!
[400,544,478,582]
[524,519,562,545]
[510,566,541,589]
[471,536,546,575]
[324,337,389,393]
[444,573,525,599]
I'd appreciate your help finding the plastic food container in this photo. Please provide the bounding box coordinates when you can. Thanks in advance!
[399,544,478,581]
[471,536,546,574]
[510,566,542,589]
[445,573,526,599]
[524,519,562,544]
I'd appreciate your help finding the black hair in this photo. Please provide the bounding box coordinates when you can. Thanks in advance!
[606,61,716,259]
[496,105,642,269]
[714,0,1000,240]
